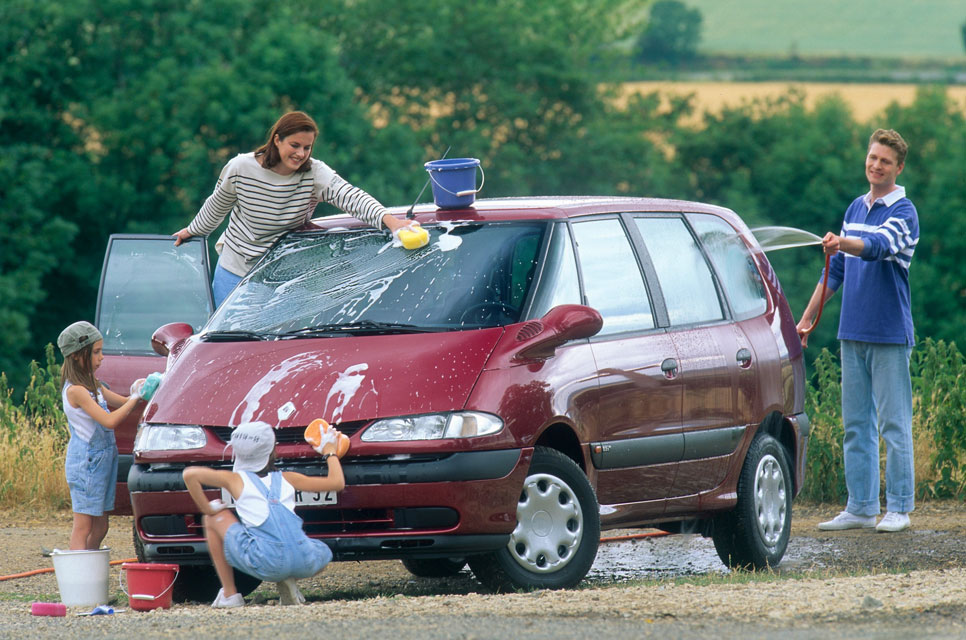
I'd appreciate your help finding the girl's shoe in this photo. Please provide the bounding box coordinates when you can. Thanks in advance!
[277,578,305,605]
[211,588,245,608]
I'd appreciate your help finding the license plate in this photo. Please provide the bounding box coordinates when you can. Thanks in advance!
[220,487,337,507]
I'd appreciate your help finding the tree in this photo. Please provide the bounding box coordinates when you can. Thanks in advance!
[313,0,648,195]
[0,0,415,390]
[636,0,703,64]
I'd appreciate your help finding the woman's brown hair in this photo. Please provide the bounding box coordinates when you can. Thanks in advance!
[254,111,318,173]
[60,344,99,394]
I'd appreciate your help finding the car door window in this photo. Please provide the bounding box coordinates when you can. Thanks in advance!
[634,217,723,326]
[529,223,581,317]
[96,235,213,355]
[572,218,653,335]
[688,214,768,320]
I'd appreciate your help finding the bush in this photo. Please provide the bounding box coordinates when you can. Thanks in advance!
[800,338,966,503]
[912,338,966,499]
[0,348,69,509]
[798,348,846,502]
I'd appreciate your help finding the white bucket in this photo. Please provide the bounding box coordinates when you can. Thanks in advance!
[50,548,111,607]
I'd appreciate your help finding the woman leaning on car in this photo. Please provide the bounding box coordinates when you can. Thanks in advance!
[173,110,410,306]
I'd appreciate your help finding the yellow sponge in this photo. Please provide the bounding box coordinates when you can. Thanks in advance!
[397,226,429,250]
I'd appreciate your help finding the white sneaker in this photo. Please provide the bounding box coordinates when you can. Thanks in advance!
[876,511,910,533]
[211,588,245,608]
[277,577,305,605]
[817,510,876,531]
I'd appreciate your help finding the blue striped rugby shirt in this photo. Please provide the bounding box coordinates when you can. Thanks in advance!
[823,186,919,346]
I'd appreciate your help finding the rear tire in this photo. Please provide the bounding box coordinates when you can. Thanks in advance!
[401,557,467,578]
[711,432,792,570]
[468,447,600,592]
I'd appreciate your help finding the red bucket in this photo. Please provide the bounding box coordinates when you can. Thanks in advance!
[121,562,179,611]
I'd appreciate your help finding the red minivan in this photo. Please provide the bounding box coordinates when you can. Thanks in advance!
[97,197,809,601]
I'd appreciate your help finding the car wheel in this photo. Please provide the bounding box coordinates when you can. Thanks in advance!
[132,521,261,603]
[711,432,792,570]
[401,557,467,578]
[467,447,600,592]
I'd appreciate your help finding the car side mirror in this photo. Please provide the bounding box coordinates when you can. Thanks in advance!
[515,304,603,361]
[151,322,194,357]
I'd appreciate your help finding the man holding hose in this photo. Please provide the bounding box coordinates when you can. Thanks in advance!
[797,128,919,533]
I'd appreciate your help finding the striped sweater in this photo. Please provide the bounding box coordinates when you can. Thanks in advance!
[824,186,919,346]
[187,153,388,276]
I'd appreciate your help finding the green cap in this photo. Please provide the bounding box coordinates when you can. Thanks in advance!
[58,321,103,357]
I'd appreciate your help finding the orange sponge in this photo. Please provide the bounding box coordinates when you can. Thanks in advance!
[304,418,350,457]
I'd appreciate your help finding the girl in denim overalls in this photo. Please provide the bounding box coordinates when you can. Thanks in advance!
[183,420,346,608]
[58,321,148,550]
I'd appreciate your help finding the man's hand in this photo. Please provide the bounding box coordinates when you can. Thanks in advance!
[822,232,840,256]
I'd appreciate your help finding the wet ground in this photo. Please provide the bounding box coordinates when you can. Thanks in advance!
[3,501,963,598]
[3,502,966,640]
[586,501,966,584]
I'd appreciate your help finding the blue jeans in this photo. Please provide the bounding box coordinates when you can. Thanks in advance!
[840,340,915,516]
[223,472,332,582]
[212,262,243,307]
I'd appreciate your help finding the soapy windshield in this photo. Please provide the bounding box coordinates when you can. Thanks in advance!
[205,222,545,336]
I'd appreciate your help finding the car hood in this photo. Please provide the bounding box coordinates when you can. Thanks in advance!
[143,330,503,428]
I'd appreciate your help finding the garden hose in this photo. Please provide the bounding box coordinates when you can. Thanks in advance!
[799,253,831,338]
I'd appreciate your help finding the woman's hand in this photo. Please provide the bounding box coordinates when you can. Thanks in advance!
[381,214,410,234]
[173,228,192,246]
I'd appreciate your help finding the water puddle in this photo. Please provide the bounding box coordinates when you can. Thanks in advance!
[584,532,835,583]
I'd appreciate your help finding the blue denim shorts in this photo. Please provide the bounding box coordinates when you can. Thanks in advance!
[65,435,118,516]
[224,522,333,583]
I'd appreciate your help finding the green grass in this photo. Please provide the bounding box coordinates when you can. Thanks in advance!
[683,0,966,59]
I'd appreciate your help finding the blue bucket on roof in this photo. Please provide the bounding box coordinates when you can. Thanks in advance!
[424,158,485,209]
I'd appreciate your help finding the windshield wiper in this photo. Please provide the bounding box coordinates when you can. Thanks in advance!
[279,320,435,337]
[201,330,276,342]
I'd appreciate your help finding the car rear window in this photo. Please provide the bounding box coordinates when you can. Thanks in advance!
[635,217,725,326]
[687,214,768,320]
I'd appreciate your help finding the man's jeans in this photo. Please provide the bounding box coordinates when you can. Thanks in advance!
[841,339,915,516]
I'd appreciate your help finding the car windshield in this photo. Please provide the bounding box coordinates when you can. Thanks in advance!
[205,222,546,336]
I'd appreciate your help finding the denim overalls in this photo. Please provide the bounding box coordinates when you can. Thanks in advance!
[223,471,333,582]
[64,386,118,516]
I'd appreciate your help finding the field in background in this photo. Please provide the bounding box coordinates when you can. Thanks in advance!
[619,81,966,125]
[683,0,966,58]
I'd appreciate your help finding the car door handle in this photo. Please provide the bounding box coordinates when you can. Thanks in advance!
[736,348,753,368]
[661,357,678,379]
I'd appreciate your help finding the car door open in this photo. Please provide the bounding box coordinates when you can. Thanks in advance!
[94,234,213,513]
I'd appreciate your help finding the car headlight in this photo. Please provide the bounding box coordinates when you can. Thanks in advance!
[361,412,503,442]
[134,425,207,452]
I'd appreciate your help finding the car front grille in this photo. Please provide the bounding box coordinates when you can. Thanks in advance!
[209,420,368,444]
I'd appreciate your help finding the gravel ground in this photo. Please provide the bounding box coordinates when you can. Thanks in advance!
[2,502,965,639]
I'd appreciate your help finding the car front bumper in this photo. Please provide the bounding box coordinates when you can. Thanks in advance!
[129,448,531,564]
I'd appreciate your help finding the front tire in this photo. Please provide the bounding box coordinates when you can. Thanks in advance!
[468,447,600,592]
[711,432,792,570]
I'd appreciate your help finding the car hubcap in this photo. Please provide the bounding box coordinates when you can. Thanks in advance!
[753,453,786,547]
[508,472,583,573]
